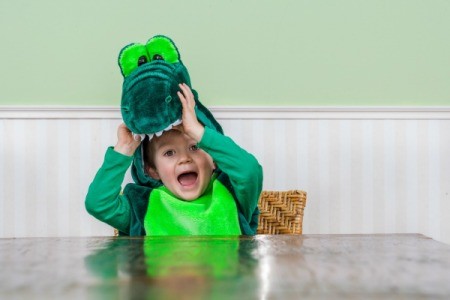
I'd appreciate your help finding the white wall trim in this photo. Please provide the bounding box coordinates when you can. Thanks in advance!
[1,105,450,120]
[1,107,449,242]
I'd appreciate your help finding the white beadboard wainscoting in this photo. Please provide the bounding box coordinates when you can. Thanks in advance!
[1,106,449,244]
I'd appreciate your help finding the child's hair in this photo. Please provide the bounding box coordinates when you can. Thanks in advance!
[142,136,156,171]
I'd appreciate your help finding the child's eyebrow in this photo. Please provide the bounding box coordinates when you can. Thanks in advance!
[155,140,174,149]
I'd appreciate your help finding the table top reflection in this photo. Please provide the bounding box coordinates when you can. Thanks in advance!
[1,234,450,299]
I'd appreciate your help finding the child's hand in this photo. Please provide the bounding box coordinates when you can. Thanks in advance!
[178,83,204,142]
[114,123,141,156]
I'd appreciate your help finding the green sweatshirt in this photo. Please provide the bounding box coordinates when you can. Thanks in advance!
[85,127,263,236]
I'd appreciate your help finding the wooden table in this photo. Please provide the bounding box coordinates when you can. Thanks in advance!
[1,234,450,299]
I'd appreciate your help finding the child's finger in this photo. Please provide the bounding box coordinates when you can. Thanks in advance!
[177,91,189,110]
[181,83,194,98]
[179,83,195,107]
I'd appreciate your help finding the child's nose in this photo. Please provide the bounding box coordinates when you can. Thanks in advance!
[178,152,192,164]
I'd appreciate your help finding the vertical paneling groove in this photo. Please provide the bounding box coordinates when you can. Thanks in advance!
[0,120,5,236]
[285,121,299,190]
[263,121,276,189]
[4,121,15,236]
[427,121,441,240]
[296,121,309,188]
[13,120,26,237]
[317,121,330,233]
[35,120,48,237]
[250,119,265,173]
[307,121,320,233]
[361,120,374,233]
[46,121,59,237]
[372,121,385,233]
[383,120,396,233]
[273,120,287,189]
[339,121,352,233]
[416,120,429,236]
[57,120,70,236]
[25,120,37,237]
[0,115,449,245]
[350,121,363,233]
[296,121,310,233]
[69,120,81,237]
[440,121,450,243]
[395,121,407,233]
[405,121,419,233]
[328,120,341,234]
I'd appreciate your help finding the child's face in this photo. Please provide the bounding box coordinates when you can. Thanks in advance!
[147,129,215,201]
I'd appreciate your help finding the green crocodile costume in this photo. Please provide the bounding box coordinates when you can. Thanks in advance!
[85,35,262,236]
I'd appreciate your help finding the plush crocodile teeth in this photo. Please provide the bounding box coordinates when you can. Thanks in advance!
[133,119,182,142]
[172,119,182,127]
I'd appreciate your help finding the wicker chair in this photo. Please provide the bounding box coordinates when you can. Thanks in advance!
[256,190,307,234]
[114,189,307,236]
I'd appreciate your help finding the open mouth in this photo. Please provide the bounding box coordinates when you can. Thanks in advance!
[132,119,182,141]
[177,172,198,187]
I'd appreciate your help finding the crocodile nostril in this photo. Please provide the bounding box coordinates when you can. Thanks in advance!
[165,96,172,103]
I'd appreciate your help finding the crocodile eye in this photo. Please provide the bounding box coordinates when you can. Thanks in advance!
[146,36,180,64]
[118,43,148,77]
[138,55,148,66]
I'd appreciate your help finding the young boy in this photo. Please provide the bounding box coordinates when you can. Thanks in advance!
[85,83,263,236]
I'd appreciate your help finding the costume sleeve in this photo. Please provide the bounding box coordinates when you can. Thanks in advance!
[85,147,132,233]
[198,127,263,222]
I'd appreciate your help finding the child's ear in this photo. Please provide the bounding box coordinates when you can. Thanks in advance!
[146,166,161,180]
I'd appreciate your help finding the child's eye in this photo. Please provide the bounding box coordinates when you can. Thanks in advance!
[163,150,175,157]
[189,145,199,151]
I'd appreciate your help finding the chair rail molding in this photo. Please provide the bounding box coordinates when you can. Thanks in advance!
[1,106,450,120]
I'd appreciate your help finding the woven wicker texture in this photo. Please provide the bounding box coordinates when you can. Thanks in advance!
[114,190,307,236]
[256,190,307,234]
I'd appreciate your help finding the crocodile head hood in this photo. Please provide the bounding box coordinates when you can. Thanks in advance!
[118,35,222,188]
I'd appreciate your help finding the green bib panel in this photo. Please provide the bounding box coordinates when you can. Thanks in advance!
[144,179,241,236]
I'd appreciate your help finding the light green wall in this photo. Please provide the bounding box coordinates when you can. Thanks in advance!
[1,0,449,106]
